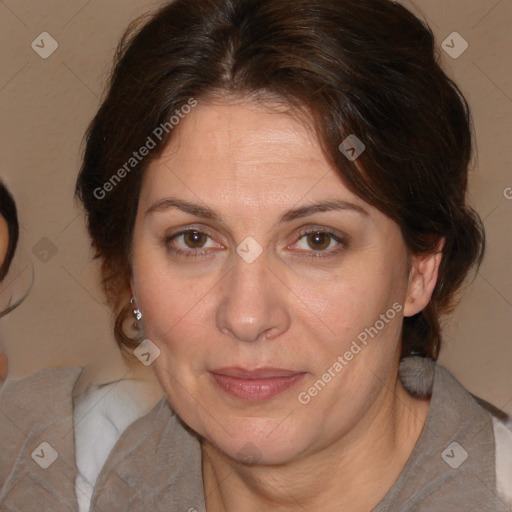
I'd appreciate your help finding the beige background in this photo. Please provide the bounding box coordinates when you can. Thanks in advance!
[0,0,511,412]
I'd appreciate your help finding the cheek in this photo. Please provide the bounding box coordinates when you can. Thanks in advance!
[133,255,218,360]
[137,273,204,334]
[291,257,404,342]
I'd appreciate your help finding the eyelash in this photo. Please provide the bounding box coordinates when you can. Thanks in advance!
[293,227,346,258]
[163,228,219,259]
[163,227,347,259]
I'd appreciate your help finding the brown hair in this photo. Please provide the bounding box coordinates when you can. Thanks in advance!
[76,0,484,360]
[0,180,30,318]
[0,181,19,282]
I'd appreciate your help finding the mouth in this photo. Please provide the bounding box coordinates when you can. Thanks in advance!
[209,367,307,401]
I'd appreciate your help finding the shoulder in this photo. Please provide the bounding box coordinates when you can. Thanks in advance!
[0,366,83,430]
[392,357,511,510]
[492,417,512,508]
[74,377,165,512]
[0,366,84,511]
[90,395,205,511]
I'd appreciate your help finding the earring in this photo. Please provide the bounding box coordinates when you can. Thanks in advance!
[130,297,142,321]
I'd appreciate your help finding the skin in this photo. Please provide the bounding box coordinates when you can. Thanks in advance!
[0,353,7,381]
[0,215,8,270]
[130,99,442,511]
[0,214,9,380]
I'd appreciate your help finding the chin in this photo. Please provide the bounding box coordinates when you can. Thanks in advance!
[203,416,310,466]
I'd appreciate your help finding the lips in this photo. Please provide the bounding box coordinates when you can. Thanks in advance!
[209,367,306,401]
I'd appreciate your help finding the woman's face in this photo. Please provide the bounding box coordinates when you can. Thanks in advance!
[131,100,432,464]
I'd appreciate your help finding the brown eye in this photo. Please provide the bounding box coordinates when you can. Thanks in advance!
[292,228,345,257]
[306,231,331,251]
[165,228,223,258]
[183,230,208,248]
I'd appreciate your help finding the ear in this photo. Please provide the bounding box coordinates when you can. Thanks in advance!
[403,238,445,317]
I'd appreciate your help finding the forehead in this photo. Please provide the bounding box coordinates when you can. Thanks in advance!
[141,101,364,210]
[165,100,319,163]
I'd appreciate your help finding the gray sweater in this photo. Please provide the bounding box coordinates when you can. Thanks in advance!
[0,361,510,511]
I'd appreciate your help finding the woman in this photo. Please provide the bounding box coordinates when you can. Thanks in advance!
[0,180,21,381]
[0,180,19,284]
[0,0,510,510]
[75,0,511,508]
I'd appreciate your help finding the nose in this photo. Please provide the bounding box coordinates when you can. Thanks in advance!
[216,252,290,343]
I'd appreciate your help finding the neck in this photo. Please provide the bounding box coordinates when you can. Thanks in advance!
[201,375,430,512]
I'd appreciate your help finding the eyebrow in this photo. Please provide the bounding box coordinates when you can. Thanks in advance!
[145,197,368,224]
